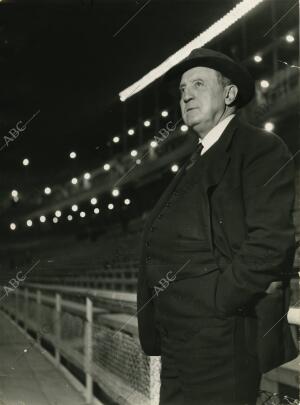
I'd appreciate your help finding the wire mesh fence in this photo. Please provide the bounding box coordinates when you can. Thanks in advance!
[257,391,300,405]
[93,324,151,398]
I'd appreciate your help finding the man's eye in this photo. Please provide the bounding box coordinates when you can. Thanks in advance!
[194,81,203,87]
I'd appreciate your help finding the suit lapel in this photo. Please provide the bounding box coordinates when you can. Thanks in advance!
[178,115,239,195]
[198,115,239,191]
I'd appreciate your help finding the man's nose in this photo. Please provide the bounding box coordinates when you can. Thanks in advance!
[182,86,194,103]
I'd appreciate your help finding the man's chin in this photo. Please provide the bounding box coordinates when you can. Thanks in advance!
[184,112,202,127]
[188,120,202,130]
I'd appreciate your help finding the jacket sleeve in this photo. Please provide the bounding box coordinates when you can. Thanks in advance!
[215,132,296,315]
[137,264,161,356]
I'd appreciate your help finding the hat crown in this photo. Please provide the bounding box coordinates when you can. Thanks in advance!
[187,47,234,64]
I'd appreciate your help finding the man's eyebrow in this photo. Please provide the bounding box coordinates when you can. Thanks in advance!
[179,78,204,89]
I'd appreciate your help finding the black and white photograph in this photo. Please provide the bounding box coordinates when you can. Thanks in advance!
[0,0,299,404]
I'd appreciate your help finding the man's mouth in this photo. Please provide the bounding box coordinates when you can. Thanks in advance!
[186,107,197,112]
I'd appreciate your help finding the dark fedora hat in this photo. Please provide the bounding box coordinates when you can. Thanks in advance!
[164,47,255,107]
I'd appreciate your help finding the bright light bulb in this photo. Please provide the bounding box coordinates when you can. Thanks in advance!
[181,125,188,132]
[84,172,91,180]
[70,152,77,159]
[53,217,58,223]
[128,129,135,136]
[55,210,62,218]
[90,197,97,205]
[286,34,294,43]
[44,187,51,195]
[171,164,179,172]
[71,177,78,185]
[94,208,100,214]
[161,110,168,117]
[264,122,274,132]
[26,219,33,227]
[131,150,138,157]
[150,141,158,148]
[67,215,73,221]
[80,211,86,218]
[253,55,262,63]
[11,190,18,198]
[113,136,120,143]
[71,204,78,212]
[260,80,270,89]
[10,223,16,231]
[144,120,151,127]
[124,198,131,205]
[108,203,114,210]
[103,163,111,171]
[40,215,46,223]
[112,188,120,197]
[136,159,141,165]
[23,158,29,166]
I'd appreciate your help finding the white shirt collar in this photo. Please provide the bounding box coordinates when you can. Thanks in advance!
[198,114,236,155]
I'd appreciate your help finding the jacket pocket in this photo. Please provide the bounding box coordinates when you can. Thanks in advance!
[176,262,220,281]
[145,262,220,287]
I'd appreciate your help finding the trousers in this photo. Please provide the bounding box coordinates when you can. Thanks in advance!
[158,317,262,405]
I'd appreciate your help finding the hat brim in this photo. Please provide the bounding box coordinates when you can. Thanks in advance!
[164,55,255,107]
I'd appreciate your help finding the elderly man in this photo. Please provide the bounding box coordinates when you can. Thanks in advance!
[137,48,297,405]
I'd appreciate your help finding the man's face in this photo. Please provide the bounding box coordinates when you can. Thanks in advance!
[179,66,226,135]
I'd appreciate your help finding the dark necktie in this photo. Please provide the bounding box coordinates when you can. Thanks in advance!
[185,142,204,170]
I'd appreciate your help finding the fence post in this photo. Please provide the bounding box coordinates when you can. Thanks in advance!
[36,290,41,344]
[55,293,61,365]
[149,357,161,405]
[84,297,93,404]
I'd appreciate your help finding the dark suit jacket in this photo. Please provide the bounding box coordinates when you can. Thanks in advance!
[137,115,298,373]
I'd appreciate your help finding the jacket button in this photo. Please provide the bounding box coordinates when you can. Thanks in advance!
[146,256,151,262]
[219,219,223,224]
[158,214,163,219]
[165,202,171,207]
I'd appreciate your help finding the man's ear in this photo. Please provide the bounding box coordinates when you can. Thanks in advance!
[225,84,238,106]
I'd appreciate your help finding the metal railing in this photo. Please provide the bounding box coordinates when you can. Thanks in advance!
[0,284,160,405]
[0,283,299,405]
